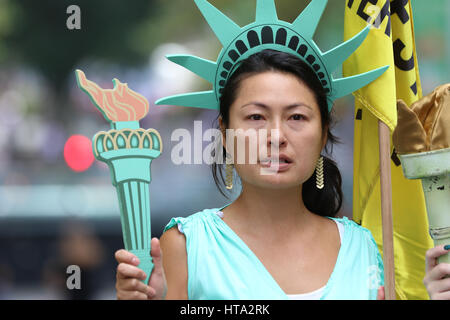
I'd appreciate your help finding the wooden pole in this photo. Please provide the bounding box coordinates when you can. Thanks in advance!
[378,120,396,300]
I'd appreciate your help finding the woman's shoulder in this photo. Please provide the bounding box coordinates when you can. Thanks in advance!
[331,216,373,233]
[163,206,222,234]
[329,216,380,249]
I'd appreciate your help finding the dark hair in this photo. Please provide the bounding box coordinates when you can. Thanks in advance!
[211,49,343,217]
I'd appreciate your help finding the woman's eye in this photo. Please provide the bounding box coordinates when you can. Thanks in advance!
[248,114,263,121]
[291,114,305,121]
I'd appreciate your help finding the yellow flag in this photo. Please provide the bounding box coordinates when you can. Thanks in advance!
[343,0,434,300]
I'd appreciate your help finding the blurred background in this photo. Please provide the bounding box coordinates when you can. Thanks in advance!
[0,0,447,299]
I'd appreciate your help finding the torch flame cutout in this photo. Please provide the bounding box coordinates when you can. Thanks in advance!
[75,69,149,123]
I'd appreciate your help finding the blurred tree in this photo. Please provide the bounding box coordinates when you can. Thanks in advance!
[0,0,344,93]
[0,0,155,92]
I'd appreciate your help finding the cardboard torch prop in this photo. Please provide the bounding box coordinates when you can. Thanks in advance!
[393,84,450,264]
[75,70,163,283]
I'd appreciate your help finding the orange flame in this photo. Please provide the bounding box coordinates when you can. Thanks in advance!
[75,69,149,122]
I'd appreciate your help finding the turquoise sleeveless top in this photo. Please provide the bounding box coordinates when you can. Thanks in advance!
[163,203,384,300]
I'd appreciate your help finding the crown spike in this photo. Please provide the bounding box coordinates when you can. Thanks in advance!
[256,0,278,23]
[167,54,217,84]
[155,90,218,110]
[330,65,389,101]
[194,0,241,46]
[292,0,328,39]
[322,25,370,73]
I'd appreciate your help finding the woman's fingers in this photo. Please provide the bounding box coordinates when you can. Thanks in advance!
[117,262,147,281]
[424,247,450,300]
[376,286,385,300]
[118,277,153,296]
[116,267,156,300]
[430,291,450,301]
[425,245,450,274]
[427,277,450,295]
[117,290,150,300]
[115,244,166,300]
[115,249,140,266]
[426,263,450,283]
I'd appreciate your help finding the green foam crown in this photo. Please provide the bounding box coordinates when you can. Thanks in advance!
[155,0,389,112]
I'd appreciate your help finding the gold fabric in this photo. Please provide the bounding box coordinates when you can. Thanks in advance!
[394,84,450,154]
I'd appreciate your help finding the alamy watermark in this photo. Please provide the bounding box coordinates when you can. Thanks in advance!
[66,5,81,30]
[366,5,382,30]
[66,265,81,290]
[171,121,283,175]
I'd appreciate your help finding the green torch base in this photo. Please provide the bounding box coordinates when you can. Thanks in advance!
[399,148,450,266]
[130,248,154,285]
[93,129,162,287]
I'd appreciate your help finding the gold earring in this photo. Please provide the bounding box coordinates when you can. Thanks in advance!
[225,153,233,190]
[316,156,324,189]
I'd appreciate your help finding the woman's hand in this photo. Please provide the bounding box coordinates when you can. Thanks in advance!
[376,286,385,300]
[423,244,450,300]
[115,238,167,300]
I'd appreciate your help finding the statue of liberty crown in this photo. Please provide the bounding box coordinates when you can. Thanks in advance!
[155,0,389,113]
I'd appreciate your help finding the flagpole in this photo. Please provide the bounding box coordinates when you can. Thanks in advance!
[378,120,396,300]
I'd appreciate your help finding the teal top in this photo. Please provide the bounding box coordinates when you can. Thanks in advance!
[163,203,384,300]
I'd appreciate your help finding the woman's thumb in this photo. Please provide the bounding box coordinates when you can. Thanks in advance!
[150,237,164,275]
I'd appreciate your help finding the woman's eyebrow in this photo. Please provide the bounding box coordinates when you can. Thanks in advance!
[241,102,312,111]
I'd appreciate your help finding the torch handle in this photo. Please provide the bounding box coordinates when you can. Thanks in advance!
[421,174,450,265]
[116,180,154,284]
[130,248,154,285]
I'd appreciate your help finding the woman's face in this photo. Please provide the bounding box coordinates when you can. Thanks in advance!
[219,71,327,189]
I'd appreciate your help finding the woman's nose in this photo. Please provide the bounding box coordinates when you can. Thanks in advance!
[268,126,287,148]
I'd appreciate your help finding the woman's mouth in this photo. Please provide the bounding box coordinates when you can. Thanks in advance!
[259,159,292,172]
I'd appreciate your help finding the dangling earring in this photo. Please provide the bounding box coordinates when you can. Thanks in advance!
[316,156,324,189]
[225,153,233,190]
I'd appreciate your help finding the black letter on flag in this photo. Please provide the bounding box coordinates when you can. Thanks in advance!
[391,0,410,24]
[393,39,414,71]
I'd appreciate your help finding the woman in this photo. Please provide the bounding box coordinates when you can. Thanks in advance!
[115,50,450,300]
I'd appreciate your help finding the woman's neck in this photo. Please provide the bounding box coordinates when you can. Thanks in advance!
[224,183,314,238]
